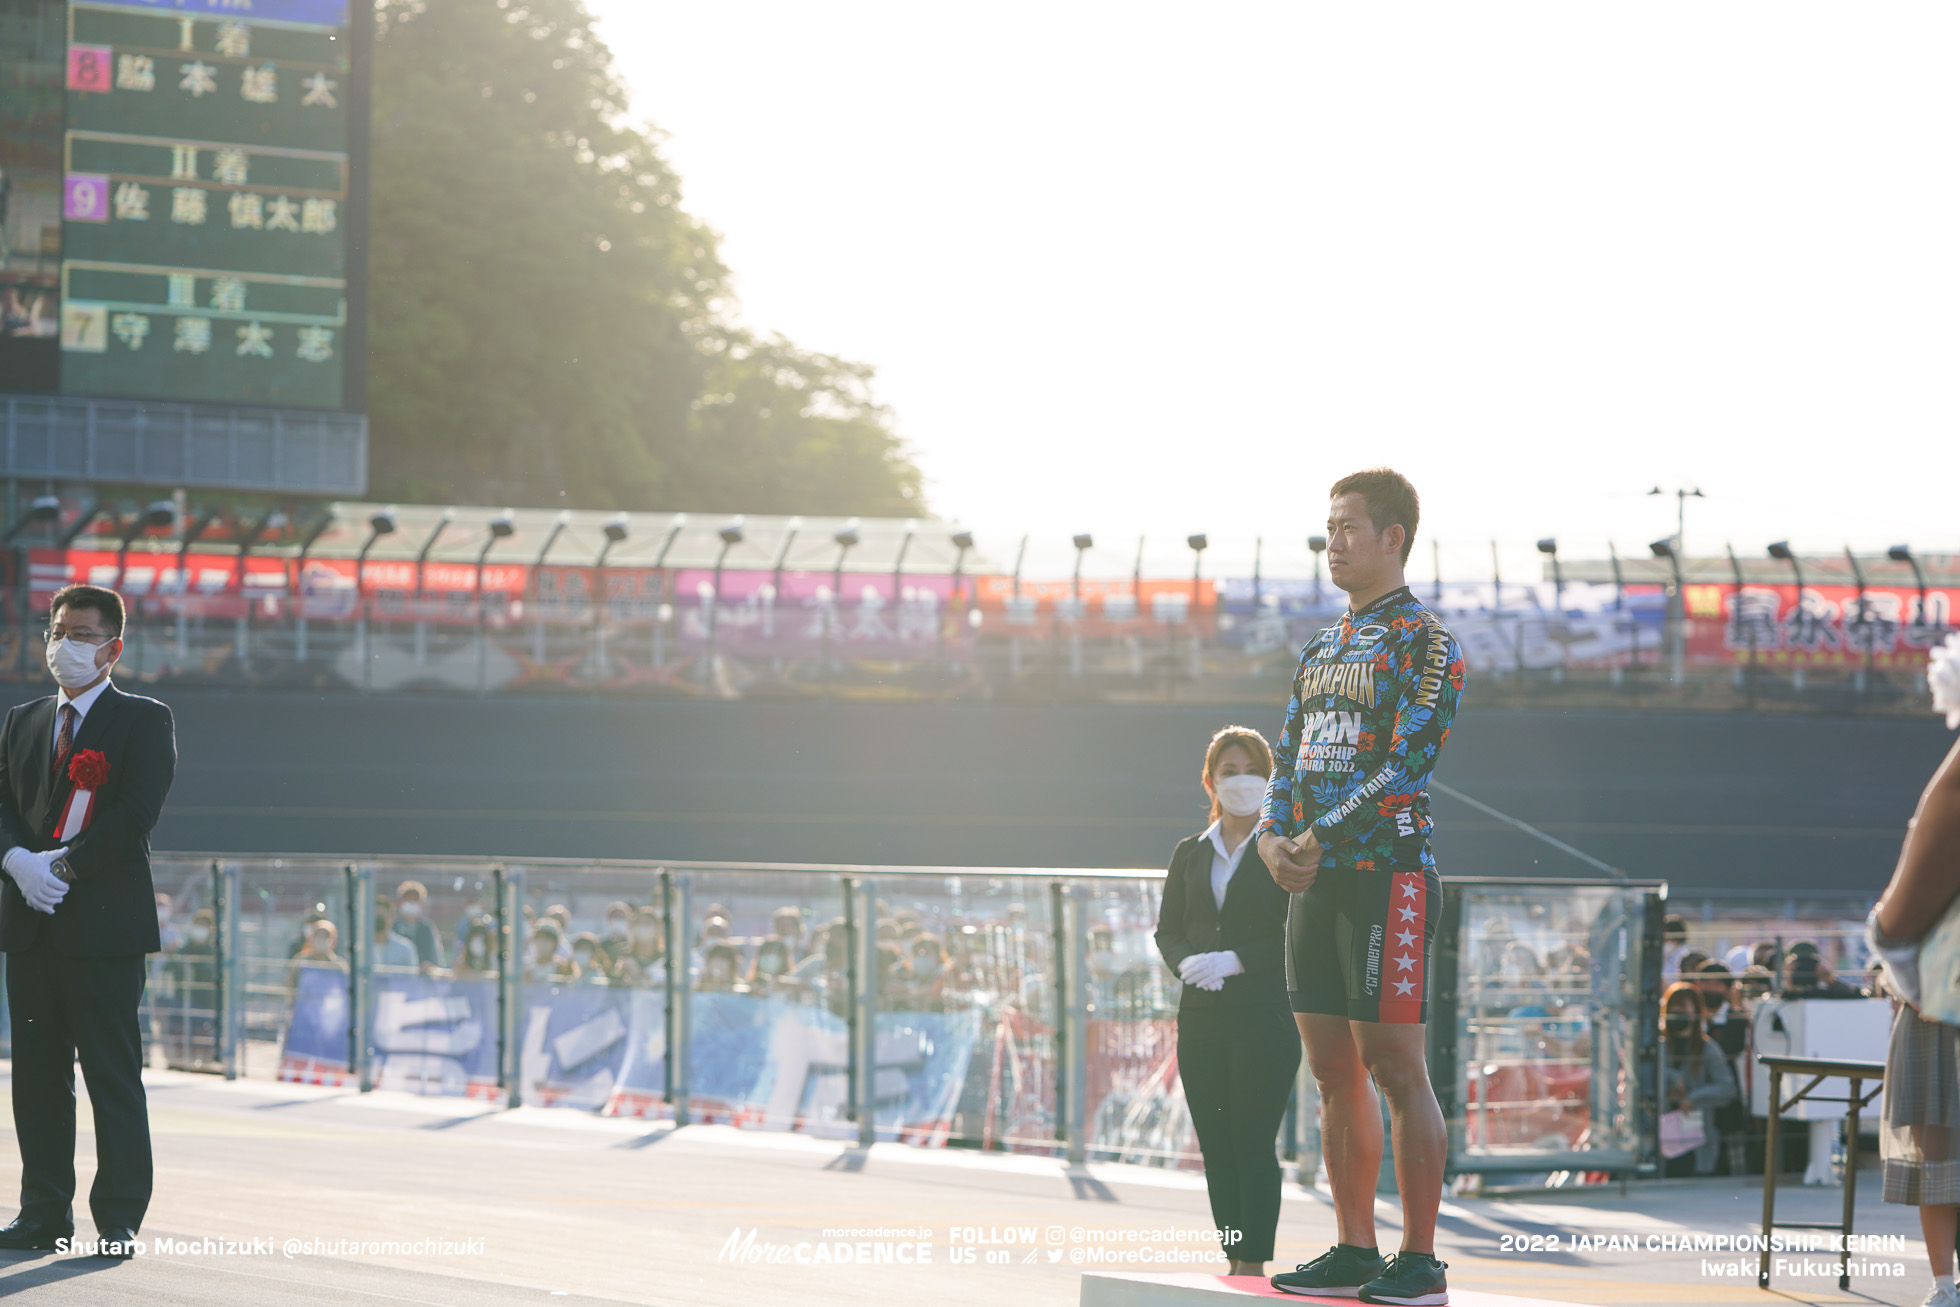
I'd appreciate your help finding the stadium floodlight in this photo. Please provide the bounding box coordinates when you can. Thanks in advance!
[602,512,630,546]
[414,509,456,597]
[3,494,62,544]
[1767,540,1805,595]
[1308,534,1327,606]
[354,509,397,599]
[949,530,975,624]
[717,520,745,548]
[475,512,516,588]
[1537,538,1562,608]
[1890,544,1930,627]
[1187,533,1207,606]
[831,520,860,603]
[233,506,279,591]
[57,501,107,548]
[1070,534,1093,612]
[707,520,745,647]
[768,518,801,595]
[290,512,334,596]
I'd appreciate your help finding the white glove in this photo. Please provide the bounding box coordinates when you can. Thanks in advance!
[1178,952,1218,987]
[1868,908,1922,1008]
[4,845,69,915]
[1179,951,1240,991]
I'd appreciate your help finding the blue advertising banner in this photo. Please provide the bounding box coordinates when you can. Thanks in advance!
[279,979,982,1145]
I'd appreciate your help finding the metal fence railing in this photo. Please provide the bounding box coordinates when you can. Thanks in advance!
[0,856,1707,1183]
[0,586,1946,713]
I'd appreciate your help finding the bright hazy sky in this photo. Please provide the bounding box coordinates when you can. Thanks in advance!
[585,2,1958,581]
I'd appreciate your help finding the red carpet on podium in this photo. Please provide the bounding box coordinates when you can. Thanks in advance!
[1080,1272,1592,1307]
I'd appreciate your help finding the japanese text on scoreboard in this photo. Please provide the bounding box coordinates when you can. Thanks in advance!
[56,0,351,409]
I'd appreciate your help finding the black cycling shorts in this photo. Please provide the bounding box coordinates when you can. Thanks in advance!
[1285,863,1441,1024]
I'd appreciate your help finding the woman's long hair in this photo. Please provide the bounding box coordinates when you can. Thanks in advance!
[1660,981,1707,1063]
[1201,725,1274,825]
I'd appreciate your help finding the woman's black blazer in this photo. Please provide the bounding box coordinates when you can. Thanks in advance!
[1153,829,1293,1028]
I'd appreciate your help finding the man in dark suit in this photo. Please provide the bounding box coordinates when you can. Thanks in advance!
[0,584,175,1258]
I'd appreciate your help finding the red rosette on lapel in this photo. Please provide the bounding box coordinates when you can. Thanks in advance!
[54,748,109,841]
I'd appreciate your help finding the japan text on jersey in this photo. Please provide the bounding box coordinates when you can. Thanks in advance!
[1258,586,1467,873]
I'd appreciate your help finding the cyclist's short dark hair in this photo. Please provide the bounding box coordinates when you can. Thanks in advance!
[50,583,125,637]
[1329,468,1420,564]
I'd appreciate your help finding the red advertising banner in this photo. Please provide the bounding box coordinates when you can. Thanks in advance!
[1681,582,1955,666]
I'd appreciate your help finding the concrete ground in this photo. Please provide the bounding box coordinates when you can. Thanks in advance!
[0,1065,1930,1306]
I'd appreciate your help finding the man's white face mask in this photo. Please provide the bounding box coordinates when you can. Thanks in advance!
[46,637,108,689]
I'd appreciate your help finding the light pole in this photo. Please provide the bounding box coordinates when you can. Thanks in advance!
[826,520,859,694]
[648,513,686,664]
[354,509,397,691]
[475,512,516,692]
[1844,546,1873,699]
[1648,484,1705,559]
[1068,534,1093,683]
[1186,534,1208,687]
[1890,544,1932,639]
[411,509,454,666]
[708,519,744,661]
[939,529,974,689]
[1308,535,1326,610]
[1537,538,1561,608]
[591,513,628,683]
[1537,538,1561,682]
[1767,541,1804,691]
[291,511,333,663]
[529,510,570,666]
[1726,543,1757,700]
[1650,538,1684,683]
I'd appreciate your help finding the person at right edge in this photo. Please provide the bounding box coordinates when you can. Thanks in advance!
[0,584,176,1259]
[1866,634,1960,1307]
[1258,469,1464,1307]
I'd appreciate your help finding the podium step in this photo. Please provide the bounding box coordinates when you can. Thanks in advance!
[1080,1272,1593,1307]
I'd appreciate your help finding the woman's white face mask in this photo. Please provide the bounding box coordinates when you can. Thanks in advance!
[1214,772,1267,818]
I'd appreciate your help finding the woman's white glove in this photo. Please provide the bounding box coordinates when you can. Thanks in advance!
[1868,907,1922,1008]
[1177,951,1244,991]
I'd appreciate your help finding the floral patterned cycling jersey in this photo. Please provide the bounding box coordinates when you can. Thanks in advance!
[1257,585,1467,873]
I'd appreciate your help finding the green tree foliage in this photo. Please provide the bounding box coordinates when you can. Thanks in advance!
[365,0,923,516]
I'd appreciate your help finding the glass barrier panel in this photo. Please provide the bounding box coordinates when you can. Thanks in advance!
[148,856,222,1072]
[1078,875,1200,1169]
[1445,881,1656,1177]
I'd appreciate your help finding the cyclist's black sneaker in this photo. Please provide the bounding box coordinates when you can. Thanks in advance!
[1271,1244,1387,1296]
[1358,1251,1449,1306]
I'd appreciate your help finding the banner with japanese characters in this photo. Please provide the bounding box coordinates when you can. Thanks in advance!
[1681,582,1957,666]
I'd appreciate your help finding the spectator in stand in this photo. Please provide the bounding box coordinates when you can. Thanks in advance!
[1660,981,1738,1177]
[1782,943,1860,998]
[568,932,610,985]
[598,902,632,962]
[1696,961,1749,1057]
[372,895,418,972]
[700,915,732,950]
[628,907,665,968]
[453,919,497,980]
[1737,965,1775,1005]
[392,881,444,970]
[154,893,182,954]
[286,919,347,992]
[772,907,806,959]
[903,934,951,1011]
[1676,950,1710,984]
[527,920,568,983]
[1662,915,1690,981]
[700,943,743,992]
[874,941,906,1004]
[749,936,796,997]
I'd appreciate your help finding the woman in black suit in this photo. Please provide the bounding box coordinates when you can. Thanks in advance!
[1155,725,1299,1278]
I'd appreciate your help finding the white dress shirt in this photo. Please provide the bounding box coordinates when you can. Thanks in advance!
[1203,819,1255,912]
[53,675,112,755]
